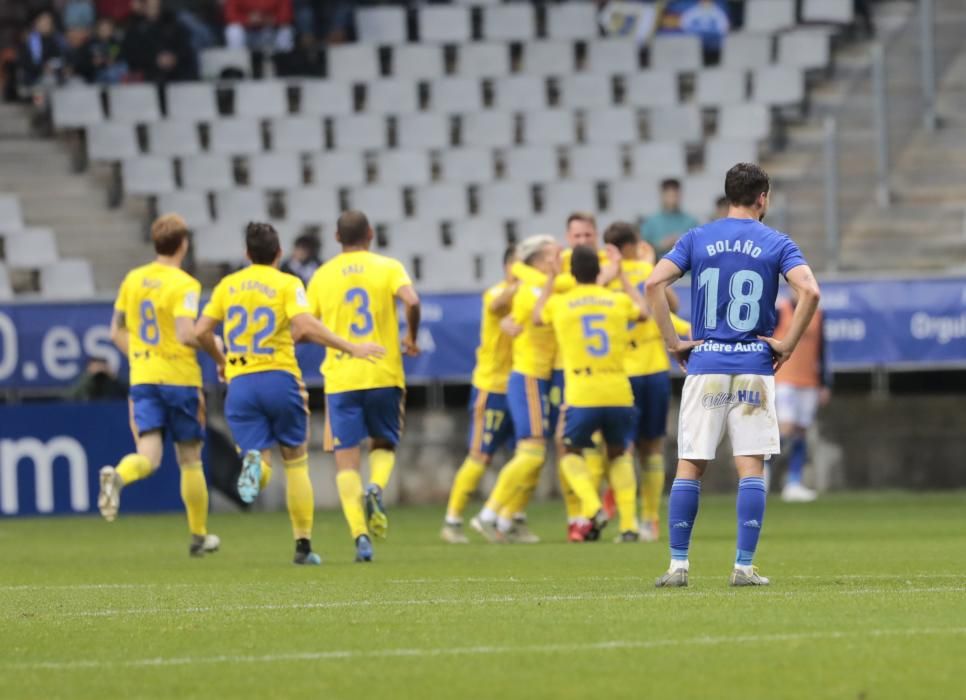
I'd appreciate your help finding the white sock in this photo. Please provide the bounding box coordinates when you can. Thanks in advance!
[734,563,754,575]
[670,559,690,571]
[479,508,497,524]
[445,516,462,526]
[497,516,514,533]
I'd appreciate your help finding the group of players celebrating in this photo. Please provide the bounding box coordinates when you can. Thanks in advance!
[97,162,821,587]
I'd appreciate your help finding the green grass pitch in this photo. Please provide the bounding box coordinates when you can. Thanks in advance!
[2,492,965,699]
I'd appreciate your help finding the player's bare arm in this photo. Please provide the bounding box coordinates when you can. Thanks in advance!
[194,315,227,378]
[758,265,821,371]
[619,266,649,322]
[397,284,421,357]
[290,312,385,361]
[488,280,519,316]
[531,268,557,327]
[646,258,703,370]
[174,317,201,349]
[499,315,523,338]
[110,310,129,355]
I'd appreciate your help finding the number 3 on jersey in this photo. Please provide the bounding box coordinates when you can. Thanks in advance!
[226,305,276,355]
[697,268,763,332]
[581,313,610,357]
[346,287,374,335]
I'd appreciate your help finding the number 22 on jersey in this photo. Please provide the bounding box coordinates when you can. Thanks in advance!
[225,305,276,355]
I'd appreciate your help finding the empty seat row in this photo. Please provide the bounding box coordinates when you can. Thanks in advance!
[0,193,24,233]
[1,227,59,268]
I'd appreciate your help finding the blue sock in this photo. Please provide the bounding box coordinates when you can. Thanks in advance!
[787,437,807,485]
[736,476,767,566]
[667,478,701,561]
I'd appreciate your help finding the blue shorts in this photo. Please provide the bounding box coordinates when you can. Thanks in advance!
[226,371,308,451]
[561,405,636,450]
[547,369,565,433]
[129,384,205,443]
[629,372,671,441]
[467,387,515,456]
[324,386,405,451]
[506,371,551,442]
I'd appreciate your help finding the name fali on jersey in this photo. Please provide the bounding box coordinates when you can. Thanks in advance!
[692,340,766,353]
[705,240,763,258]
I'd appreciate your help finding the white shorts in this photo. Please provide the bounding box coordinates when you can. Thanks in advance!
[677,374,780,461]
[775,384,821,428]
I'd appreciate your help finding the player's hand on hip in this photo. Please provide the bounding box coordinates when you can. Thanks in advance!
[352,342,386,361]
[757,336,793,371]
[668,338,703,372]
[402,336,421,357]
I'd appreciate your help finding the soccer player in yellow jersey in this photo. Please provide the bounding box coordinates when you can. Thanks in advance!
[470,234,559,542]
[534,245,649,540]
[604,222,692,542]
[196,223,384,565]
[307,210,421,563]
[440,245,519,544]
[98,214,225,557]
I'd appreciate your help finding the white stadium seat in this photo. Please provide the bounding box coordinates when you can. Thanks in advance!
[418,6,471,43]
[479,182,533,218]
[391,45,445,80]
[631,141,687,179]
[624,71,679,108]
[0,194,24,232]
[108,85,160,122]
[383,220,436,257]
[567,144,623,181]
[350,185,405,222]
[502,146,560,183]
[449,218,508,253]
[52,86,103,129]
[649,34,703,71]
[377,150,432,186]
[366,79,420,114]
[200,47,251,79]
[584,107,638,145]
[546,3,598,40]
[123,157,176,195]
[438,148,495,184]
[682,174,724,218]
[559,74,614,109]
[695,69,749,106]
[481,4,536,41]
[457,44,511,78]
[414,184,470,220]
[332,114,388,150]
[181,154,234,191]
[803,0,854,23]
[327,44,381,82]
[398,113,451,149]
[0,263,12,300]
[523,41,575,76]
[299,80,354,116]
[148,121,201,157]
[417,249,482,293]
[722,33,773,70]
[493,76,549,112]
[431,78,484,113]
[718,103,772,141]
[704,140,758,176]
[193,223,245,264]
[312,152,367,188]
[285,187,341,225]
[586,38,639,74]
[214,189,269,223]
[461,112,514,148]
[158,191,211,228]
[248,153,304,190]
[3,228,58,268]
[754,66,805,106]
[778,29,831,70]
[522,110,576,146]
[234,81,288,119]
[648,105,703,143]
[542,181,596,221]
[271,116,324,153]
[87,123,139,162]
[209,118,263,155]
[166,83,217,121]
[744,0,795,32]
[356,6,407,44]
[607,180,660,220]
[41,259,95,298]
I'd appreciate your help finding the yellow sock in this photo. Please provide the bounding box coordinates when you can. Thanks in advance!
[446,456,486,521]
[560,453,602,519]
[179,462,209,536]
[641,453,666,523]
[368,448,395,490]
[284,455,314,540]
[336,469,368,539]
[607,454,638,533]
[558,462,582,522]
[484,443,545,513]
[115,453,153,486]
[501,455,543,517]
[584,447,607,492]
[259,461,273,490]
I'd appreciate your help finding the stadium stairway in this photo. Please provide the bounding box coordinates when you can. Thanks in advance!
[0,103,145,294]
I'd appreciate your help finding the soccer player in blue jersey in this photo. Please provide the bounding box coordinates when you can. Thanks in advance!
[646,163,821,587]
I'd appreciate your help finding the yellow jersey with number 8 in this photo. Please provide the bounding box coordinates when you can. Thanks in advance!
[114,261,202,387]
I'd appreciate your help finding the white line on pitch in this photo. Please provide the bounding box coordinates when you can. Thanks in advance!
[9,627,966,671]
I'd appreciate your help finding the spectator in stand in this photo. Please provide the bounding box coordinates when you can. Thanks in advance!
[167,0,219,53]
[677,0,730,64]
[67,358,128,401]
[69,15,127,83]
[224,0,295,55]
[640,179,700,257]
[96,0,133,24]
[63,0,97,33]
[17,9,66,93]
[713,195,728,220]
[121,0,198,83]
[281,233,322,286]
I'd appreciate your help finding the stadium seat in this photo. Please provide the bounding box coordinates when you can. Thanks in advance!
[200,47,251,79]
[546,3,598,40]
[521,110,576,146]
[157,191,212,228]
[214,189,269,223]
[377,150,432,186]
[107,85,160,122]
[391,45,445,80]
[284,187,341,225]
[3,228,58,268]
[584,107,638,145]
[311,152,366,187]
[299,80,354,116]
[248,153,304,190]
[607,180,660,220]
[479,182,534,218]
[383,220,438,258]
[457,44,511,78]
[630,141,687,179]
[270,116,324,153]
[418,6,471,43]
[722,33,774,70]
[122,157,176,195]
[332,114,388,150]
[717,103,771,140]
[481,4,536,41]
[502,146,560,182]
[0,194,24,232]
[180,154,234,191]
[327,44,381,82]
[449,218,509,253]
[744,0,795,32]
[397,113,451,149]
[366,79,420,114]
[543,181,596,222]
[493,76,549,111]
[624,71,679,108]
[585,38,639,74]
[682,174,723,218]
[356,6,408,44]
[208,118,264,155]
[522,41,576,76]
[415,184,470,220]
[567,144,623,181]
[40,259,95,298]
[753,66,805,106]
[417,249,481,292]
[649,34,703,71]
[438,148,495,183]
[51,86,103,129]
[147,121,201,158]
[86,123,139,162]
[350,185,405,222]
[0,263,12,300]
[193,223,245,263]
[461,112,514,148]
[695,69,749,106]
[234,81,288,119]
[166,83,218,121]
[559,74,614,109]
[431,77,484,113]
[802,0,854,23]
[778,29,831,70]
[648,105,703,143]
[704,139,758,176]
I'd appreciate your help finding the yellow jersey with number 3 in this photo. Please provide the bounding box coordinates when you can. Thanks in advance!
[541,284,637,407]
[114,261,202,387]
[201,264,308,381]
[471,281,514,393]
[307,250,412,394]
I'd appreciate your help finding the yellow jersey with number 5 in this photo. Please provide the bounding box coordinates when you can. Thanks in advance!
[114,261,202,387]
[307,250,412,394]
[201,264,308,381]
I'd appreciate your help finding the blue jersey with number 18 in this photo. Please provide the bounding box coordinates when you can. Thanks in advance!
[664,218,807,376]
